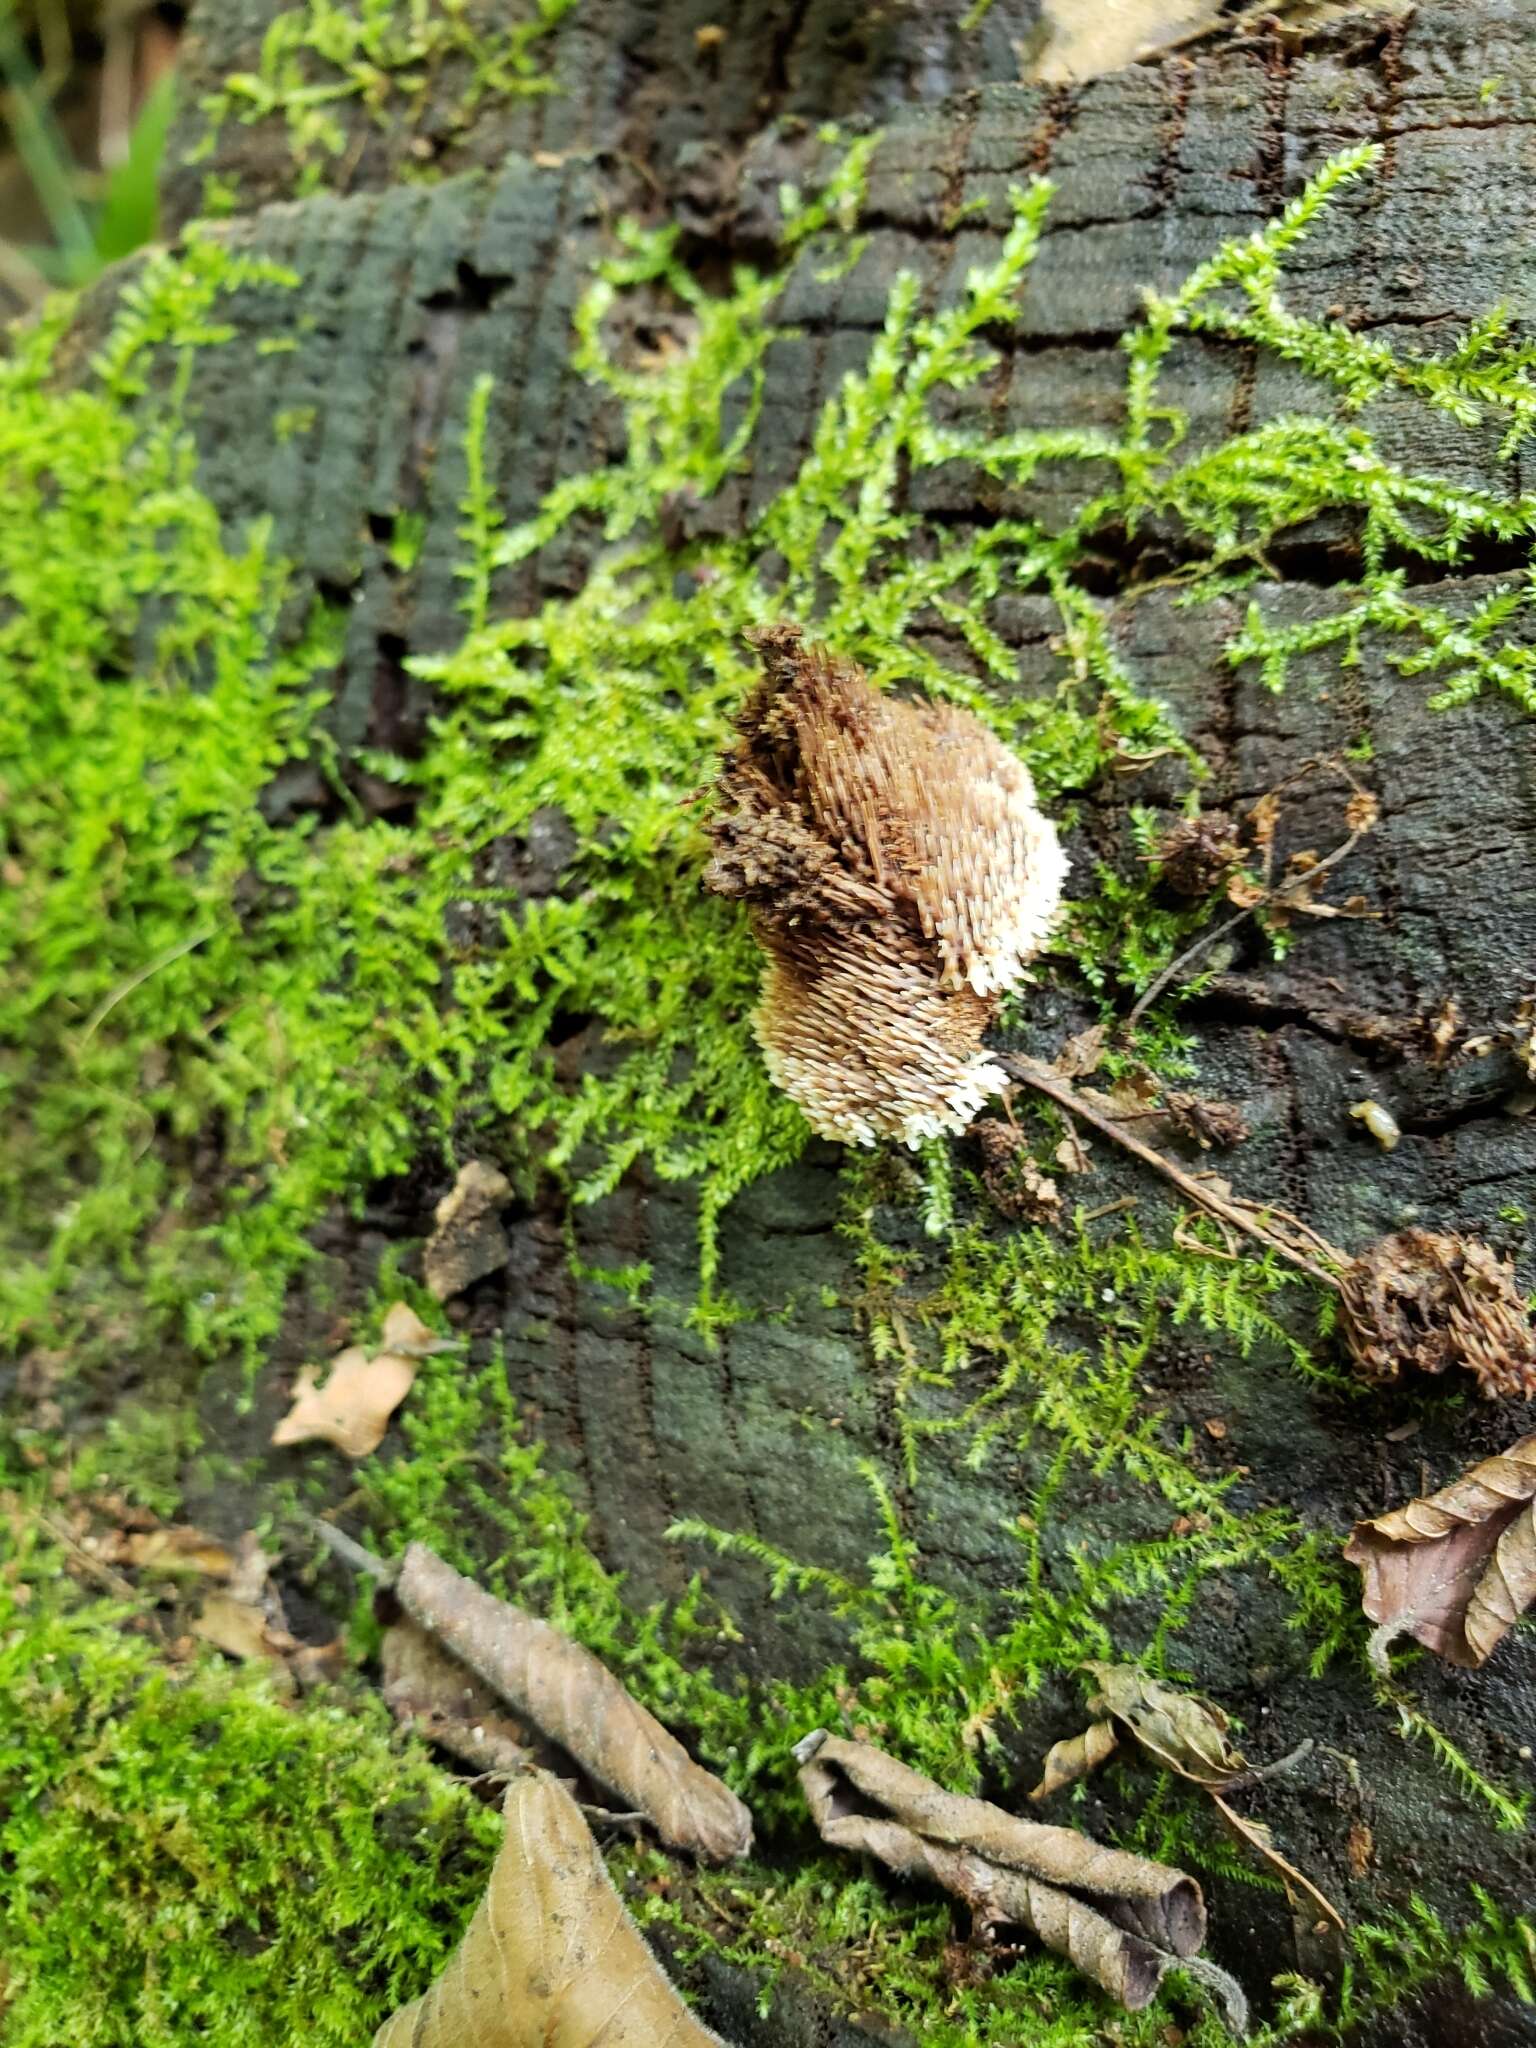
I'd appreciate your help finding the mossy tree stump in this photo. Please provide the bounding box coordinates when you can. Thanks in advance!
[14,1,1536,2042]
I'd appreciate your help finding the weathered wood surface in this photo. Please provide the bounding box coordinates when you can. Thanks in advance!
[145,1,1536,2040]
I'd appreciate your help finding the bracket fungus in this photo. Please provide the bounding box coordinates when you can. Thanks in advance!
[705,624,1068,1146]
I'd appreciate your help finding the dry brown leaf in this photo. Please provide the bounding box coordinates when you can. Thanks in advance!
[1346,1820,1374,1878]
[381,1618,533,1776]
[1208,1793,1344,1933]
[1054,1022,1108,1079]
[794,1731,1237,2019]
[100,1524,235,1577]
[1029,1717,1119,1801]
[423,1159,512,1301]
[1054,1130,1092,1175]
[271,1347,416,1460]
[193,1593,298,1696]
[1084,1664,1344,1932]
[1084,1663,1246,1789]
[1343,1434,1536,1668]
[373,1772,732,2047]
[394,1543,752,1862]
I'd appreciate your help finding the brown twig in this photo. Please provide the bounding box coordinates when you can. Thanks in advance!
[999,1053,1344,1289]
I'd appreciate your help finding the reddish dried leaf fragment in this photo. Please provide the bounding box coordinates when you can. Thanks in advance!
[1344,1433,1536,1667]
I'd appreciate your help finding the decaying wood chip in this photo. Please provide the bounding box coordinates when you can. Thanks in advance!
[1337,1229,1536,1400]
[794,1731,1245,2022]
[703,622,1067,1147]
[423,1159,513,1301]
[373,1772,733,2047]
[271,1301,457,1459]
[394,1543,752,1862]
[380,1619,534,1776]
[1035,1666,1343,1933]
[1344,1433,1536,1669]
[1029,1717,1119,1801]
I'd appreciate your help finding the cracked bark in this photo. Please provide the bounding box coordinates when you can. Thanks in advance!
[119,1,1536,2041]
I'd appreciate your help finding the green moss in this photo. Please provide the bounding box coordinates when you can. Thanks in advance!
[9,138,1536,2046]
[196,0,581,194]
[0,1512,500,2047]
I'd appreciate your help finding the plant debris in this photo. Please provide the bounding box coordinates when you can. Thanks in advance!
[970,1118,1062,1222]
[1003,1056,1536,1399]
[423,1159,513,1301]
[1336,1230,1536,1400]
[703,622,1067,1146]
[392,1542,752,1862]
[373,1772,733,2047]
[270,1302,455,1459]
[1030,1716,1119,1800]
[380,1619,534,1776]
[795,1730,1245,2027]
[1032,1665,1343,1933]
[1150,811,1242,898]
[1344,1433,1536,1669]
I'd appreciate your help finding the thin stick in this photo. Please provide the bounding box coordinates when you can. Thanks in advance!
[310,1517,394,1580]
[1125,904,1252,1034]
[999,1053,1343,1289]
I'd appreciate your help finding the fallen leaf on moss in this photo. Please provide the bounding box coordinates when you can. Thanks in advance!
[381,1618,533,1776]
[193,1593,299,1695]
[378,1301,459,1358]
[1029,1717,1118,1801]
[1083,1663,1246,1788]
[1344,1433,1536,1668]
[373,1772,732,2047]
[270,1301,453,1460]
[423,1159,512,1301]
[1043,1666,1344,1932]
[795,1730,1244,2026]
[100,1524,235,1577]
[271,1347,415,1459]
[392,1543,752,1862]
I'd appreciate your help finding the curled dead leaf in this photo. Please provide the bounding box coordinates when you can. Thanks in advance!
[394,1543,752,1862]
[794,1731,1242,2022]
[1084,1663,1245,1789]
[374,1772,732,2047]
[1344,1433,1536,1668]
[380,1619,533,1776]
[1081,1664,1344,1932]
[1029,1717,1118,1801]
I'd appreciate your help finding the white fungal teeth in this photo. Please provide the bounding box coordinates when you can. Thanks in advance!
[707,625,1068,1148]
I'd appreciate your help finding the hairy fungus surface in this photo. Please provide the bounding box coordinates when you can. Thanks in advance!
[705,625,1068,1146]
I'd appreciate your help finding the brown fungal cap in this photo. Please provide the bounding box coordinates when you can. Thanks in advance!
[705,624,1067,1146]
